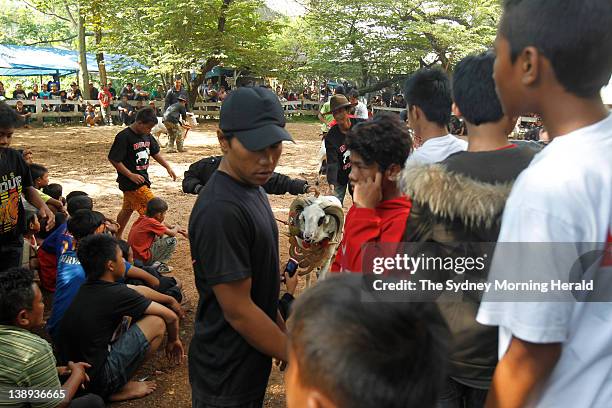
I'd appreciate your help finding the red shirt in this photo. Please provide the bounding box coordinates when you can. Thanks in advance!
[98,90,112,107]
[331,196,411,274]
[127,215,167,262]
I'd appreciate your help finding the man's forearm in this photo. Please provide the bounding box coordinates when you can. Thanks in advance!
[130,285,172,305]
[152,153,172,171]
[485,337,561,408]
[126,266,160,288]
[110,160,135,178]
[23,186,48,211]
[226,304,287,361]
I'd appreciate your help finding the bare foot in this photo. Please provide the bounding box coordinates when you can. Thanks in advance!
[109,380,157,402]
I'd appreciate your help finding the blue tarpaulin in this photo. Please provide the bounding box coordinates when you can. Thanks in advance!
[0,44,148,76]
[205,66,235,79]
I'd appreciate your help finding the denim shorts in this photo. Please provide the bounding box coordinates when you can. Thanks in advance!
[93,323,149,398]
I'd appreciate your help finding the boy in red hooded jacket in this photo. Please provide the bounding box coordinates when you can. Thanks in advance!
[331,113,413,274]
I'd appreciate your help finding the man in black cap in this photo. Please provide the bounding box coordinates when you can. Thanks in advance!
[162,95,189,153]
[188,86,293,408]
[323,94,365,205]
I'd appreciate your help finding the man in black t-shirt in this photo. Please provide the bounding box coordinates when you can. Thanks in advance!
[188,86,293,408]
[108,108,178,238]
[0,102,55,271]
[323,94,365,205]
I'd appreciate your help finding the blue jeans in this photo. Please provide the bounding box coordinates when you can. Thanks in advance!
[438,378,487,408]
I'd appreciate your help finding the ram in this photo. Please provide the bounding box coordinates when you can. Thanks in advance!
[287,195,344,286]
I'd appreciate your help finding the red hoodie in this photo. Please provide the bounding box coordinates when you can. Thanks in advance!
[331,196,411,274]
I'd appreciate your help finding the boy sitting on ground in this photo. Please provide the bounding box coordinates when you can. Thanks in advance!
[57,234,184,402]
[127,197,187,271]
[0,267,105,408]
[118,239,183,304]
[37,193,91,293]
[42,183,66,206]
[22,209,41,272]
[285,275,449,408]
[29,163,66,214]
[46,209,169,341]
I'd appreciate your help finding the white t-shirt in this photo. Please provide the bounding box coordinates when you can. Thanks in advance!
[477,113,612,408]
[406,134,467,165]
[354,101,369,120]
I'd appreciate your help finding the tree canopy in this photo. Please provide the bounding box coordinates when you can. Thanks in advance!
[1,0,501,93]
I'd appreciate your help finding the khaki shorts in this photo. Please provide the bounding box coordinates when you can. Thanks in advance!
[122,185,154,215]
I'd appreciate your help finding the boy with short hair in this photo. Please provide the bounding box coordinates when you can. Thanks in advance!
[285,275,449,408]
[57,234,184,402]
[127,197,186,268]
[0,267,105,408]
[475,1,612,407]
[331,113,412,273]
[29,163,65,214]
[404,68,467,164]
[108,107,178,237]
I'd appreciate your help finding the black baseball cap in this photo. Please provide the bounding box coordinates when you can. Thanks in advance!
[220,86,294,151]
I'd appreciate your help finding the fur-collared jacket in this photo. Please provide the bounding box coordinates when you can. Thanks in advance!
[400,145,538,389]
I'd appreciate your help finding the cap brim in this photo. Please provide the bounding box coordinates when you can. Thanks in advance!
[234,123,295,151]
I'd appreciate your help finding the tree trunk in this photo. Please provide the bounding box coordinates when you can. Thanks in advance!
[77,10,90,100]
[189,0,233,102]
[95,29,107,86]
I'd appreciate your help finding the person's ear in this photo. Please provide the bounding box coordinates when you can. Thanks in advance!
[217,129,230,153]
[385,163,401,181]
[306,390,337,408]
[15,309,31,328]
[452,103,462,119]
[520,46,540,87]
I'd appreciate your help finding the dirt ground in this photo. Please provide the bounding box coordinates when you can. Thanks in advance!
[11,119,343,408]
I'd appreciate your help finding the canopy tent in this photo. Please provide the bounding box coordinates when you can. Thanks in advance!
[205,66,235,79]
[0,44,147,77]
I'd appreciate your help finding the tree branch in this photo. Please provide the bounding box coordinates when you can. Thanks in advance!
[21,0,71,23]
[358,74,411,95]
[63,1,77,26]
[22,34,78,46]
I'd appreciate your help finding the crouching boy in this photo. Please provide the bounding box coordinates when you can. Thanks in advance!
[127,197,187,270]
[57,234,184,402]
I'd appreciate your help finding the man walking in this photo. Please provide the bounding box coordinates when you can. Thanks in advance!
[163,96,189,153]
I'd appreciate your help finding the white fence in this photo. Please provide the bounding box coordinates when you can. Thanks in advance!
[5,98,323,122]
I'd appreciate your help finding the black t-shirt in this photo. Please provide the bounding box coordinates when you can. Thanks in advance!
[108,127,160,191]
[325,117,364,186]
[163,102,187,124]
[0,148,33,245]
[188,171,280,406]
[56,280,151,386]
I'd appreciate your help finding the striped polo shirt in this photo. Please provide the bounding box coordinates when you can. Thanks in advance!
[0,325,62,407]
